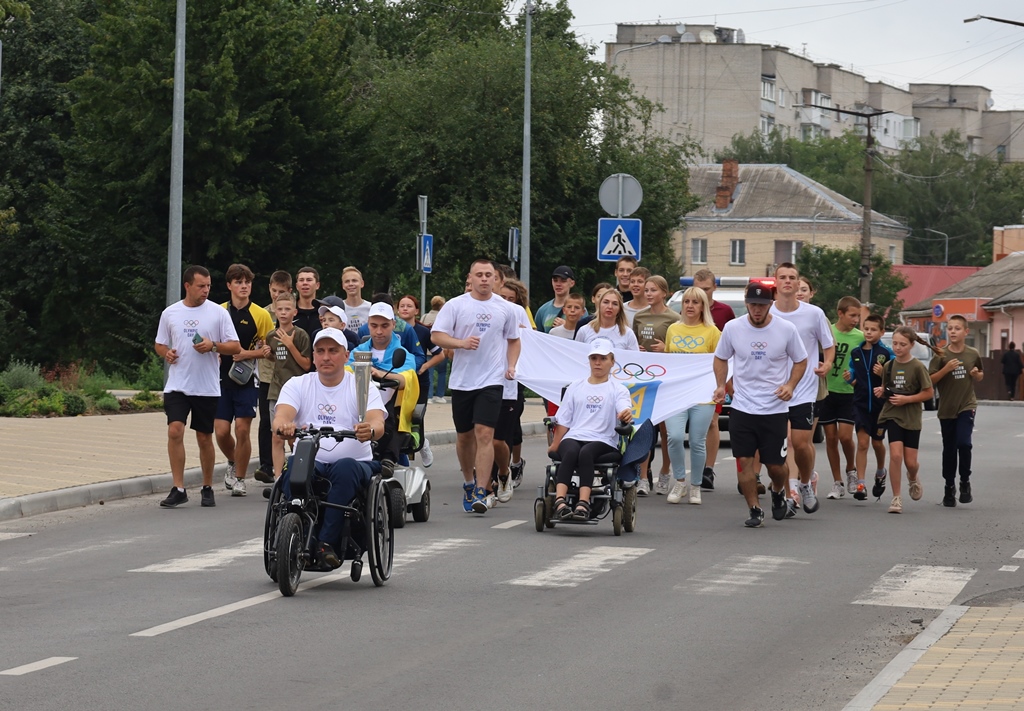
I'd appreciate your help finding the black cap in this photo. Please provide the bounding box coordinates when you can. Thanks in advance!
[744,283,773,304]
[552,265,575,280]
[313,294,346,309]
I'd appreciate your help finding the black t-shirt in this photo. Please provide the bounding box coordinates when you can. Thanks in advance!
[293,307,322,344]
[220,301,260,388]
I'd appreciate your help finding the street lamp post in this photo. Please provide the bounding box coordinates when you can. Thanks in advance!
[924,228,949,266]
[964,15,1024,28]
[166,0,186,307]
[520,2,534,297]
[611,35,672,67]
[812,211,824,244]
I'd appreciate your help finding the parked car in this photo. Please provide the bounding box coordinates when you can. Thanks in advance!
[881,332,938,411]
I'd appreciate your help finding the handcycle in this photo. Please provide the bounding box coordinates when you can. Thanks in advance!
[262,426,400,596]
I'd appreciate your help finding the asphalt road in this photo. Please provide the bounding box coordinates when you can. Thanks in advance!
[2,407,1023,711]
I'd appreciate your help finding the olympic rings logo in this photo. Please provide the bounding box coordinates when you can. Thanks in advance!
[750,342,768,350]
[611,363,667,382]
[476,313,492,321]
[586,396,604,404]
[184,320,199,327]
[317,403,337,415]
[671,335,705,349]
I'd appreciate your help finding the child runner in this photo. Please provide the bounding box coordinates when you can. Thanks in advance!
[549,293,587,339]
[622,267,651,328]
[845,313,893,500]
[821,296,862,499]
[929,315,984,507]
[266,292,311,480]
[874,326,937,514]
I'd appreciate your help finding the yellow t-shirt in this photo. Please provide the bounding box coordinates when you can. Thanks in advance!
[666,321,721,405]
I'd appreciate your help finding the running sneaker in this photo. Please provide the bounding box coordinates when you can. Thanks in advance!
[420,439,434,468]
[744,506,765,528]
[798,482,819,514]
[231,478,247,497]
[200,485,216,507]
[872,468,887,499]
[959,480,973,504]
[655,473,671,495]
[462,481,475,513]
[254,466,274,484]
[700,467,715,491]
[689,485,702,505]
[666,480,687,504]
[811,470,819,494]
[224,461,236,491]
[756,475,766,495]
[160,487,188,508]
[887,496,903,514]
[637,479,651,497]
[510,459,525,488]
[827,481,846,499]
[470,486,491,514]
[853,480,867,501]
[846,470,858,494]
[785,498,798,518]
[908,477,923,502]
[943,485,957,507]
[496,475,513,503]
[770,488,788,521]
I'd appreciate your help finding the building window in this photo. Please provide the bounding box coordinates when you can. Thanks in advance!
[888,244,896,261]
[760,116,775,135]
[761,79,775,101]
[730,239,746,266]
[774,240,803,264]
[997,145,1007,161]
[691,239,708,265]
[777,89,785,108]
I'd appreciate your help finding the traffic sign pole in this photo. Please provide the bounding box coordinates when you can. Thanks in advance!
[418,196,427,315]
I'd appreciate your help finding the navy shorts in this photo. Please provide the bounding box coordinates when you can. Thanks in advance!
[215,383,259,422]
[818,392,855,426]
[164,391,219,433]
[854,405,885,441]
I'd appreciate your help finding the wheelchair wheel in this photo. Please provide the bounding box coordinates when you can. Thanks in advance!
[276,512,305,597]
[533,499,545,532]
[263,479,284,582]
[612,504,623,536]
[623,486,637,533]
[388,483,407,529]
[366,477,394,587]
[410,487,430,523]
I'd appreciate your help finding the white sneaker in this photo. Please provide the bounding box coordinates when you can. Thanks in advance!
[827,481,846,499]
[688,486,702,505]
[420,439,434,468]
[434,396,447,405]
[637,479,651,497]
[485,493,497,510]
[224,462,236,491]
[846,470,858,494]
[655,473,671,495]
[429,396,441,404]
[496,476,513,503]
[667,480,687,504]
[231,478,247,497]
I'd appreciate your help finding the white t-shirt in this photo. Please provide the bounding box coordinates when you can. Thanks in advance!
[503,302,531,399]
[548,324,576,340]
[769,300,834,405]
[155,300,239,396]
[277,372,385,464]
[574,323,640,351]
[622,301,644,328]
[714,315,808,416]
[557,379,633,449]
[345,300,371,332]
[431,292,520,392]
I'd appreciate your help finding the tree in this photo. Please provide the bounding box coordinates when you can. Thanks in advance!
[797,245,907,323]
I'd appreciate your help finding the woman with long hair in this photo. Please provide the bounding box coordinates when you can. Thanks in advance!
[574,288,639,351]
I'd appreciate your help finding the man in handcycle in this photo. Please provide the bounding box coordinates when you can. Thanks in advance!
[273,327,386,569]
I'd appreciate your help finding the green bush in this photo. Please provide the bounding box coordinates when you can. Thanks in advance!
[95,394,121,412]
[0,380,10,406]
[31,391,65,416]
[134,353,164,392]
[0,360,45,391]
[62,392,87,416]
[0,389,35,417]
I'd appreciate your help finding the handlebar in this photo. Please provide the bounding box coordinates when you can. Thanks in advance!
[276,426,358,441]
[615,423,634,436]
[374,377,402,390]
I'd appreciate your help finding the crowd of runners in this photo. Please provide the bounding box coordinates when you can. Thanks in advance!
[154,254,983,529]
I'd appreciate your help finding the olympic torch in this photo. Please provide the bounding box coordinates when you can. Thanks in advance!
[352,351,372,422]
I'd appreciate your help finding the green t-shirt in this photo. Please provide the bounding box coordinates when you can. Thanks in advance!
[633,309,681,350]
[929,346,982,419]
[878,358,931,431]
[267,326,311,401]
[826,325,864,394]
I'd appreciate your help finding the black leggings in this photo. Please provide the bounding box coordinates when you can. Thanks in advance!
[555,439,618,490]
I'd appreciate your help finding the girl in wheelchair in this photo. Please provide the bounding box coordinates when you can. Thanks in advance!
[547,338,633,520]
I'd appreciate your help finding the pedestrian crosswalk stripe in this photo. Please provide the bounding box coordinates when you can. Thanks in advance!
[853,565,976,610]
[491,520,526,529]
[1012,550,1024,559]
[391,538,479,571]
[0,657,77,676]
[1000,565,1020,572]
[130,538,262,573]
[0,532,31,541]
[504,546,652,588]
[677,555,809,595]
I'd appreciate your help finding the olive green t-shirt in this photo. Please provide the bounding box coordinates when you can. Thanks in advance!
[267,326,311,401]
[826,325,864,394]
[878,358,931,431]
[929,346,982,420]
[633,309,681,351]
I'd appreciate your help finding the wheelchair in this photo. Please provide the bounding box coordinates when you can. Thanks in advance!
[386,402,431,528]
[533,420,637,536]
[262,427,401,597]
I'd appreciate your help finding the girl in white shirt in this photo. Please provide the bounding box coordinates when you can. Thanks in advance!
[575,288,639,351]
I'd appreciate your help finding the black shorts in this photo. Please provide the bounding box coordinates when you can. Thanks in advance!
[787,402,815,431]
[884,421,921,449]
[215,383,259,422]
[164,391,219,433]
[494,388,526,444]
[854,405,885,441]
[818,392,855,426]
[730,409,789,465]
[451,386,503,434]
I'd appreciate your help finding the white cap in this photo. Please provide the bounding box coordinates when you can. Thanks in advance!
[368,302,395,321]
[588,338,614,356]
[317,305,347,323]
[313,327,349,348]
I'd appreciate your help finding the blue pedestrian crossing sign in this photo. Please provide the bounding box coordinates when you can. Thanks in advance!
[421,234,433,274]
[597,218,641,262]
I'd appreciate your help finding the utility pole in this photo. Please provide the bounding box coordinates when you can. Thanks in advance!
[809,105,889,304]
[519,2,533,297]
[166,0,186,307]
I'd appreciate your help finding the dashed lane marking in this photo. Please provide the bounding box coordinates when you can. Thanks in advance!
[504,546,653,588]
[1000,565,1020,572]
[676,555,809,595]
[130,538,262,573]
[1013,549,1024,559]
[853,564,976,610]
[0,657,77,676]
[0,533,31,541]
[491,520,526,529]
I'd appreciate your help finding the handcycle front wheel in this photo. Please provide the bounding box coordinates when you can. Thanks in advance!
[367,476,394,587]
[263,479,284,582]
[276,512,305,597]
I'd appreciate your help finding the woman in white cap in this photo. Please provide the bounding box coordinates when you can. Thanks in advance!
[547,339,633,520]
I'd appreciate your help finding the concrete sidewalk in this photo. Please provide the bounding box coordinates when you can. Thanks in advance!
[0,398,548,521]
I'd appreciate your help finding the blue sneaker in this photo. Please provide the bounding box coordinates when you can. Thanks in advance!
[463,481,475,513]
[471,486,492,514]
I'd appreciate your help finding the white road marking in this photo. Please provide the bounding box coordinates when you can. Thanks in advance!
[0,532,31,541]
[505,546,653,588]
[1013,549,1024,559]
[491,520,526,530]
[29,536,150,565]
[677,555,809,595]
[131,538,477,637]
[1000,565,1020,572]
[130,538,262,573]
[853,564,976,610]
[0,657,77,676]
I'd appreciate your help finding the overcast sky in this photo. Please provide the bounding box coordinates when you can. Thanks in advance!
[558,0,1024,110]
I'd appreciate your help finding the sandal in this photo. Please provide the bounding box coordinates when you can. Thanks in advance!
[554,496,573,520]
[572,500,591,521]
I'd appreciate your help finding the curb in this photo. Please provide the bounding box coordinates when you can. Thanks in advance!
[0,423,547,522]
[841,604,969,711]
